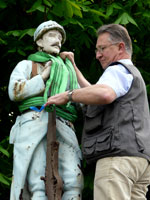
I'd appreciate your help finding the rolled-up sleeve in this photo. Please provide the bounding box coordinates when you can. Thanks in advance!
[97,64,133,98]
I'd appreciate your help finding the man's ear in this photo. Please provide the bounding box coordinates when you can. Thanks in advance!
[36,39,43,48]
[119,42,125,51]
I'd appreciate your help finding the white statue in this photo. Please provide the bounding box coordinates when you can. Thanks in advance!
[8,20,83,200]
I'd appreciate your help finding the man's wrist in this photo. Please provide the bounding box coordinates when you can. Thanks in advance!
[67,89,74,102]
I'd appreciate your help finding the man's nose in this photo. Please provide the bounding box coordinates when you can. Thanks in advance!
[96,51,102,59]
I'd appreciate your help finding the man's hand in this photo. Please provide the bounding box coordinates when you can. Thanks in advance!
[45,91,69,107]
[41,61,52,81]
[60,51,76,68]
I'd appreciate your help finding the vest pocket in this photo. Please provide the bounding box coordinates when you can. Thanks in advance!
[83,127,113,160]
[83,138,96,155]
[85,105,105,133]
[96,133,111,152]
[85,115,102,134]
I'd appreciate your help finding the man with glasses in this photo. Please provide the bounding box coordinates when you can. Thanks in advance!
[46,24,150,200]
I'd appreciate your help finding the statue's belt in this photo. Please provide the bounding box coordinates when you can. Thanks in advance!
[21,108,74,130]
[56,116,74,130]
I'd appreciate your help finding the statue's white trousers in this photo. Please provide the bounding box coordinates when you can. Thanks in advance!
[9,110,83,200]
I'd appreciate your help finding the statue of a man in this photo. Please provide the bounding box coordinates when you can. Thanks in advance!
[8,20,83,200]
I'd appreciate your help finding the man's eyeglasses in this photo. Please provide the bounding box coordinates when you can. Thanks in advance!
[95,43,118,54]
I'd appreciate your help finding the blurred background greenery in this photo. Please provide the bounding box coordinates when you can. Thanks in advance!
[1,0,150,199]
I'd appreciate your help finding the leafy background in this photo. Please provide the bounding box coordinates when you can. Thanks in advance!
[1,0,150,199]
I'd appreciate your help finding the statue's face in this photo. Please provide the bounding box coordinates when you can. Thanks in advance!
[36,30,63,55]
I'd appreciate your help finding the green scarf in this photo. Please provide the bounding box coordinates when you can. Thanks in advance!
[18,51,78,122]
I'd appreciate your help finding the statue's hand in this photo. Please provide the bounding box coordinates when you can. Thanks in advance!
[60,51,76,68]
[42,61,52,81]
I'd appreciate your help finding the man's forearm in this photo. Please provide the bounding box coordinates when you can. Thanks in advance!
[46,84,117,107]
[74,65,91,88]
[70,84,116,105]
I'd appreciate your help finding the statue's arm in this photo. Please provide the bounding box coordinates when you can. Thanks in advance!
[8,60,45,101]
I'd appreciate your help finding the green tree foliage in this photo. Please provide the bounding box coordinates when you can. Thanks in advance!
[1,0,150,199]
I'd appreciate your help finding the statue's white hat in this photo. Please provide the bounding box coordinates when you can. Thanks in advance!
[34,20,66,44]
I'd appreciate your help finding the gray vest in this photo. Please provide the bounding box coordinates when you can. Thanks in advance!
[82,61,150,164]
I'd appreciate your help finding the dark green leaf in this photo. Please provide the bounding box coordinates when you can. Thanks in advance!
[26,0,43,13]
[0,146,9,157]
[0,0,7,9]
[0,173,11,185]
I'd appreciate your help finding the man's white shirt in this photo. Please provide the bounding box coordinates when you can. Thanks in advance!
[97,59,133,98]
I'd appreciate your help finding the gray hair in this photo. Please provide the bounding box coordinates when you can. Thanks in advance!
[97,24,132,56]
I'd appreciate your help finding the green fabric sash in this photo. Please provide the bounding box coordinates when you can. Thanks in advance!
[18,51,78,122]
